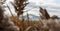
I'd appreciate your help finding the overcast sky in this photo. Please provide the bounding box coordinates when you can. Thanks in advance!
[4,0,60,17]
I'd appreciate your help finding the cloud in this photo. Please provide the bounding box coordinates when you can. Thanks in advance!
[27,0,60,17]
[4,0,60,17]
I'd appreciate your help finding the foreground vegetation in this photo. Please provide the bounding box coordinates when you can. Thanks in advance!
[10,16,60,31]
[0,0,60,31]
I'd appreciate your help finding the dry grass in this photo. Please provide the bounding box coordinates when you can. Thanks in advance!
[9,16,60,31]
[1,0,60,31]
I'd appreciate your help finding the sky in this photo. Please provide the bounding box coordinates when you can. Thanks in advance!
[3,0,60,17]
[27,0,60,17]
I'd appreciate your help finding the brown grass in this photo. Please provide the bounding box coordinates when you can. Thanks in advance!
[10,16,60,31]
